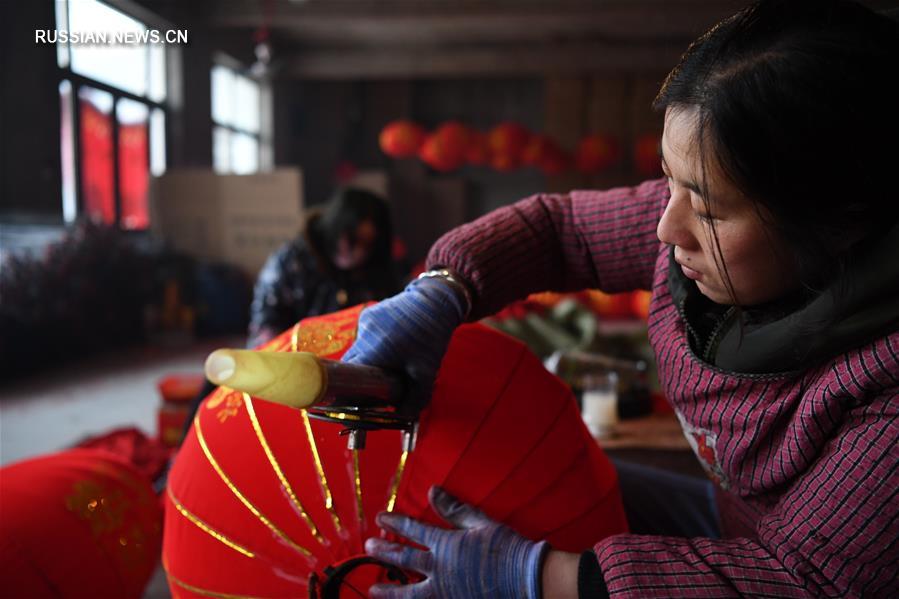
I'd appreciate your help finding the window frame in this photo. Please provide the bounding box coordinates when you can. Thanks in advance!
[211,53,272,175]
[55,0,171,229]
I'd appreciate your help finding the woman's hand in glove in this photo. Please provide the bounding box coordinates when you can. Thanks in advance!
[365,486,549,599]
[341,274,469,412]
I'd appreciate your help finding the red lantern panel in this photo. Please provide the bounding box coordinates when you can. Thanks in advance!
[379,120,426,159]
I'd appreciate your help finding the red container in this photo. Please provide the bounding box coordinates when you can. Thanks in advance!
[157,374,205,447]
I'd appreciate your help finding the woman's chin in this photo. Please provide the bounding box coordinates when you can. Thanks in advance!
[696,281,733,306]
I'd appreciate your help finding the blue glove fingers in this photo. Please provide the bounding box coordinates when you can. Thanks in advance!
[428,486,493,530]
[376,512,444,549]
[369,580,433,599]
[364,537,433,575]
[342,278,465,371]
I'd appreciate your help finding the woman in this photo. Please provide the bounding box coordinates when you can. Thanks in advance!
[248,186,402,348]
[343,1,899,597]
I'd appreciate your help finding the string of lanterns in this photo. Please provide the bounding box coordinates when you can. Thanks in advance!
[379,120,663,177]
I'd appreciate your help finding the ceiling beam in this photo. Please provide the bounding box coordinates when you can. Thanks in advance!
[208,0,741,46]
[278,41,683,79]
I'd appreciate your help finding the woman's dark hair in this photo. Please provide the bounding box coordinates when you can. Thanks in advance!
[312,186,394,270]
[654,0,899,302]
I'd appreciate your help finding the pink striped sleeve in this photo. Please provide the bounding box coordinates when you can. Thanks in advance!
[426,178,668,319]
[593,389,899,598]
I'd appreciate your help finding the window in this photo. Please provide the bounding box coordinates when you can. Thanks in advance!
[211,64,267,175]
[56,0,167,229]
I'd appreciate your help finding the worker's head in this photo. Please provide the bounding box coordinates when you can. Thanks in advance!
[316,187,393,271]
[654,0,899,306]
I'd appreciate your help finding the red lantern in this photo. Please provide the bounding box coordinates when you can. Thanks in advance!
[465,130,488,166]
[0,449,163,598]
[419,122,470,172]
[521,135,571,175]
[487,122,531,171]
[538,145,572,176]
[574,134,621,174]
[634,133,663,177]
[163,305,628,598]
[379,120,425,159]
[521,135,555,167]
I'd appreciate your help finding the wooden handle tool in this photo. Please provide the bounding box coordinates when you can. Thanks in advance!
[204,348,403,409]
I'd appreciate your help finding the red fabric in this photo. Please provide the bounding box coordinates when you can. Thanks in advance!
[75,426,172,483]
[0,449,163,598]
[164,305,627,597]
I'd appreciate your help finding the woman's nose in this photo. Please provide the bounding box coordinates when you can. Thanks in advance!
[656,192,694,248]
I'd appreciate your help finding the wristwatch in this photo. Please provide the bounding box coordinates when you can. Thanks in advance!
[417,267,473,319]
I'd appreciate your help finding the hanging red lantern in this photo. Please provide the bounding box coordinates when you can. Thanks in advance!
[538,145,572,176]
[574,134,621,174]
[634,133,663,177]
[488,152,520,172]
[521,135,571,175]
[379,120,426,159]
[465,130,488,166]
[487,122,531,171]
[419,122,471,172]
[521,135,555,167]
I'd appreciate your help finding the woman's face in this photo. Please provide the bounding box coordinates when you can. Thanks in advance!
[656,106,798,306]
[333,219,378,270]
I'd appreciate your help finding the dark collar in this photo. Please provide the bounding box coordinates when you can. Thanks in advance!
[666,225,899,374]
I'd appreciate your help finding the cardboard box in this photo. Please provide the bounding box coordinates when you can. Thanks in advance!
[149,168,304,277]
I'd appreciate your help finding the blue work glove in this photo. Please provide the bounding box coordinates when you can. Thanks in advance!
[365,487,549,599]
[342,277,468,412]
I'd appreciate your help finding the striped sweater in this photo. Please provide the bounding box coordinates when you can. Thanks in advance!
[427,178,899,598]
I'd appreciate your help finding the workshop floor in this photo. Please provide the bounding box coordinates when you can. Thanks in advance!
[0,334,243,598]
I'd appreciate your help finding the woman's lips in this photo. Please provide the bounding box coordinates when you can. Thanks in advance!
[679,263,703,281]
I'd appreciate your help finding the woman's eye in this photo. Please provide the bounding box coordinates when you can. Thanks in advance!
[694,212,714,223]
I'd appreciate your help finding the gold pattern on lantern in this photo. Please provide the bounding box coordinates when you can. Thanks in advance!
[167,487,255,559]
[194,416,312,558]
[293,320,355,355]
[244,395,324,544]
[386,451,409,513]
[204,386,231,410]
[66,480,127,536]
[214,392,244,424]
[352,449,364,528]
[301,409,343,534]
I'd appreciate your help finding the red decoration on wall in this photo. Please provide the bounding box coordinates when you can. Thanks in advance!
[118,122,149,230]
[574,134,621,174]
[487,122,531,171]
[379,120,426,159]
[80,99,115,225]
[634,133,663,177]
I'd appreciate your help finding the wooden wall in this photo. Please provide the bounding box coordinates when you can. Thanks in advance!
[274,74,667,264]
